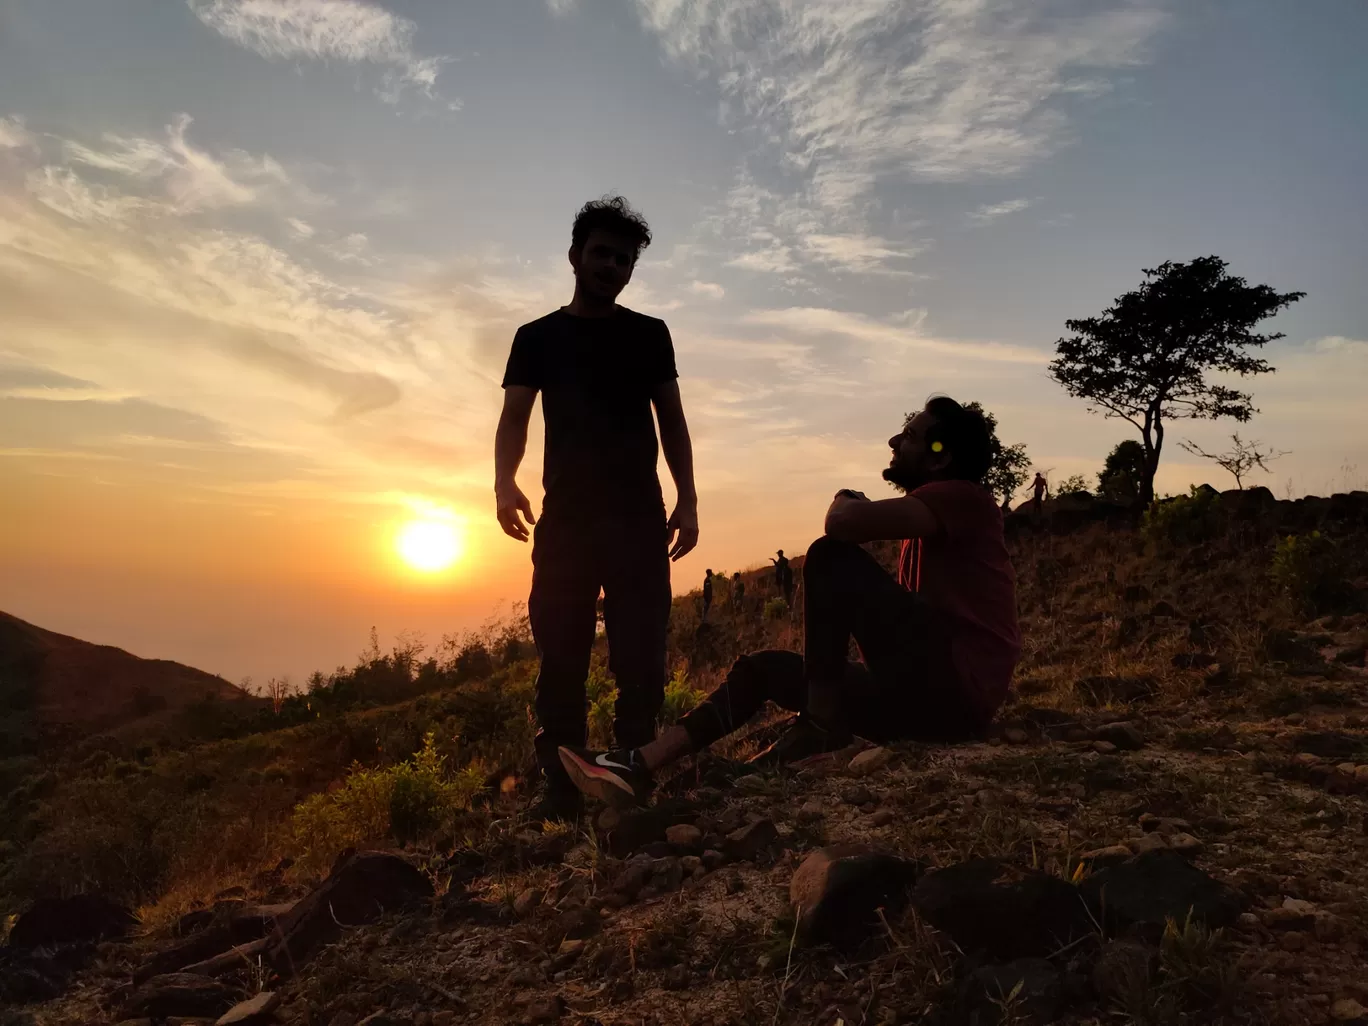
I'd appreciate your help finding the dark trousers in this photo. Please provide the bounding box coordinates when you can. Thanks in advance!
[678,536,986,749]
[529,512,671,794]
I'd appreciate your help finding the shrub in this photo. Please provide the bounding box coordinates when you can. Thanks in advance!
[1143,486,1222,546]
[659,668,705,725]
[1272,531,1354,614]
[290,732,483,871]
[763,598,789,621]
[586,663,617,749]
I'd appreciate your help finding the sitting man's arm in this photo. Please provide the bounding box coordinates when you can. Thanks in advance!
[823,493,940,543]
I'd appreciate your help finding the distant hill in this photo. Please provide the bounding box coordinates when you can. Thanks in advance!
[0,611,259,749]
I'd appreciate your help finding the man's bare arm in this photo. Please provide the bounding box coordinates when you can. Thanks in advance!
[653,380,699,561]
[495,386,538,542]
[823,494,940,544]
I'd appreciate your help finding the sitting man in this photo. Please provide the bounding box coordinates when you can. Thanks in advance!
[558,396,1020,807]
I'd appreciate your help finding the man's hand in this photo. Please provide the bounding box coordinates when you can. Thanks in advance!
[666,500,699,562]
[496,481,536,542]
[834,488,869,501]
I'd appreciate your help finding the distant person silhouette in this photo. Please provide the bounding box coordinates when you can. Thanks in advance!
[731,572,745,612]
[772,550,793,605]
[1031,472,1048,514]
[495,196,700,822]
[558,396,1021,804]
[701,569,714,622]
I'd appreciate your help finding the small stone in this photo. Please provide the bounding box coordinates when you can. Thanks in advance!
[1279,930,1308,952]
[596,807,622,831]
[1166,833,1203,855]
[725,874,745,895]
[523,995,565,1024]
[432,1013,456,1026]
[216,992,281,1025]
[1283,897,1318,915]
[680,856,702,875]
[513,889,543,920]
[1095,722,1145,751]
[734,773,768,792]
[665,824,703,851]
[1331,998,1368,1023]
[725,819,778,862]
[556,939,583,957]
[848,747,893,775]
[797,801,825,821]
[1236,912,1260,929]
[869,808,895,827]
[1127,833,1169,855]
[1092,740,1118,755]
[842,785,875,806]
[1002,727,1030,745]
[1264,907,1315,932]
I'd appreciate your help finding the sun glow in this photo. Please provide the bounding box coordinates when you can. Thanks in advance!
[395,519,462,573]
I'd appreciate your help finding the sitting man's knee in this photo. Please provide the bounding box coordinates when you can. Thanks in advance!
[805,534,858,569]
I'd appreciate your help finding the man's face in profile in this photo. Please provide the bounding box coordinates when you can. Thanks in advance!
[883,409,939,493]
[571,230,637,302]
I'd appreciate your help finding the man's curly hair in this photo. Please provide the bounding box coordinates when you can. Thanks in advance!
[571,196,652,259]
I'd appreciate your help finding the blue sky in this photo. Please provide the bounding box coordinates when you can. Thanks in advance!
[2,0,1366,682]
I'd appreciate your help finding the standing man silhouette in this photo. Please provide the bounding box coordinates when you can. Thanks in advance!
[701,569,714,622]
[1031,472,1048,515]
[495,197,699,821]
[772,550,793,606]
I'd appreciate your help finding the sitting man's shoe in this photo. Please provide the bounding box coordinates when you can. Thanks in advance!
[557,746,652,809]
[748,719,852,768]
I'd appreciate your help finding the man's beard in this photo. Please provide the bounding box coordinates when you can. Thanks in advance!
[882,461,928,494]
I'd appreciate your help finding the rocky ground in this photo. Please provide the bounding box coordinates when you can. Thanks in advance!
[5,494,1368,1026]
[6,614,1368,1026]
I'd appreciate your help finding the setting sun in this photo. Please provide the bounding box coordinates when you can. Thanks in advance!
[396,519,462,573]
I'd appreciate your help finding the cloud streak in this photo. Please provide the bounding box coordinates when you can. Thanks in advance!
[968,197,1035,224]
[188,0,450,101]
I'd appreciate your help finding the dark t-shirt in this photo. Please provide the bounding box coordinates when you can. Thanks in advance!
[502,306,677,518]
[896,480,1021,719]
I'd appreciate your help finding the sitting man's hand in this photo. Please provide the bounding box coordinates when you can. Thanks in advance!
[496,481,536,542]
[834,488,869,501]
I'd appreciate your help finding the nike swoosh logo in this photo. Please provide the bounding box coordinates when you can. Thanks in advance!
[594,754,630,772]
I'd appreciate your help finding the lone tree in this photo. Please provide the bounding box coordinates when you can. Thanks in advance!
[963,401,1031,506]
[1179,433,1288,490]
[1049,256,1303,505]
[1097,439,1147,506]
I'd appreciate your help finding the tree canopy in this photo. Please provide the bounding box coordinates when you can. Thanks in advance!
[1049,256,1303,505]
[964,401,1031,505]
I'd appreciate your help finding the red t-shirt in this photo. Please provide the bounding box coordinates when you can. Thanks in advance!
[897,480,1021,719]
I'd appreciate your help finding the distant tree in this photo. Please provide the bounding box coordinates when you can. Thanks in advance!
[1049,256,1303,506]
[1056,474,1091,497]
[1097,440,1147,506]
[964,401,1031,505]
[1179,433,1288,490]
[263,676,289,716]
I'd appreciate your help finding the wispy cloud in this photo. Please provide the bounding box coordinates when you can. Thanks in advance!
[188,0,450,103]
[687,280,725,299]
[968,197,1035,225]
[637,0,1165,279]
[545,0,577,16]
[285,217,315,239]
[59,113,312,216]
[0,116,35,151]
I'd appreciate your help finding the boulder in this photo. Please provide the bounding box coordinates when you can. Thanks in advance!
[724,819,778,862]
[910,859,1095,960]
[1080,851,1244,932]
[267,852,432,971]
[1091,939,1155,1004]
[848,747,893,775]
[789,845,920,950]
[664,824,703,852]
[216,991,281,1025]
[8,894,137,948]
[123,973,238,1019]
[1094,722,1145,751]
